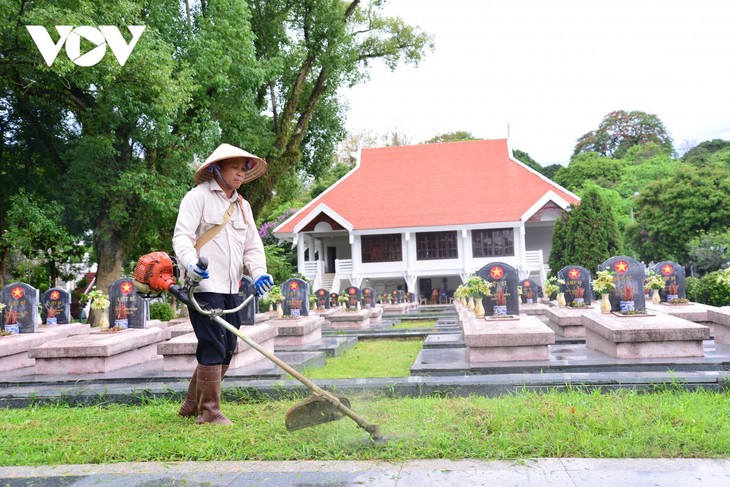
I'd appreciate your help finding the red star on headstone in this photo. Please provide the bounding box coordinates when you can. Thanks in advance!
[569,268,580,279]
[661,264,674,275]
[290,281,299,290]
[11,286,23,299]
[121,281,133,295]
[490,266,504,279]
[614,261,628,274]
[523,281,531,287]
[50,290,60,300]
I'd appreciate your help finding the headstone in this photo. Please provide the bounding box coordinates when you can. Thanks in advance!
[109,278,149,329]
[407,292,416,303]
[0,282,39,333]
[361,287,376,308]
[519,279,542,304]
[391,290,406,304]
[476,262,520,316]
[652,261,687,302]
[41,288,72,325]
[315,289,330,309]
[282,278,309,317]
[557,265,593,306]
[599,256,646,312]
[238,276,257,325]
[344,286,362,310]
[329,292,339,309]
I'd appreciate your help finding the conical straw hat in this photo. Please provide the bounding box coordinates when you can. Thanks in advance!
[194,143,267,185]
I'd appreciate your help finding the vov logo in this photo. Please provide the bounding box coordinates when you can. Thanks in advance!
[26,25,146,67]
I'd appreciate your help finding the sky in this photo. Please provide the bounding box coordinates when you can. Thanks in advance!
[341,0,730,166]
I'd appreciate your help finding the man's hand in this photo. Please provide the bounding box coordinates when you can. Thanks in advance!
[186,261,209,281]
[255,274,274,296]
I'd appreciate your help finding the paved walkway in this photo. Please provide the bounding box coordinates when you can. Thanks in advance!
[1,458,730,486]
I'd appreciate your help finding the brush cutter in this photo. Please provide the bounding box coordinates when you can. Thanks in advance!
[133,251,384,442]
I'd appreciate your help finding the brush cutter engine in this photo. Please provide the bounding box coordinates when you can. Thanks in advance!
[133,251,191,305]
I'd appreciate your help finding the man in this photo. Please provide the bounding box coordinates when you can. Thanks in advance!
[173,143,274,425]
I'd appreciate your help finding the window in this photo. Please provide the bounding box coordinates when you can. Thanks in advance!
[361,234,402,263]
[416,231,458,260]
[472,229,514,257]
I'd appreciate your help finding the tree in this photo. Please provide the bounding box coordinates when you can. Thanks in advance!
[573,110,673,159]
[553,152,626,192]
[547,210,569,276]
[627,165,730,263]
[549,188,622,275]
[681,139,730,166]
[685,230,730,276]
[244,0,434,214]
[423,131,478,144]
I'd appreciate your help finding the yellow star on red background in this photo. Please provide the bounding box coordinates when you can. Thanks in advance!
[121,282,133,295]
[614,261,628,273]
[490,267,504,279]
[50,291,60,300]
[569,269,580,279]
[662,264,674,275]
[11,287,23,299]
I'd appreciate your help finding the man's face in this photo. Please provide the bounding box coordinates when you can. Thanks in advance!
[218,159,248,191]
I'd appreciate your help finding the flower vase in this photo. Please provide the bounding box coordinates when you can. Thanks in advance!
[467,296,475,312]
[600,293,611,314]
[99,307,110,330]
[276,302,284,318]
[652,289,661,304]
[474,296,485,318]
[557,293,566,308]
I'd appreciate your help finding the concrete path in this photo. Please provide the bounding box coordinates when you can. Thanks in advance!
[1,458,730,486]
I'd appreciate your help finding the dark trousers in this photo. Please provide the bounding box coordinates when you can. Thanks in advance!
[189,292,243,366]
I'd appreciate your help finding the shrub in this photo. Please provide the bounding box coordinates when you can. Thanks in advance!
[150,302,175,321]
[686,272,730,307]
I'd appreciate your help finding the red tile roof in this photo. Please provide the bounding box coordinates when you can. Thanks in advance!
[275,139,578,233]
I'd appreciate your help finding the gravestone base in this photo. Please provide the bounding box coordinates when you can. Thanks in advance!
[546,305,599,339]
[255,312,270,324]
[463,314,555,363]
[325,309,371,330]
[157,323,277,371]
[0,324,91,372]
[645,301,719,327]
[381,303,409,314]
[266,314,324,348]
[707,308,730,345]
[581,312,710,359]
[29,327,170,374]
[365,305,383,324]
[312,308,337,319]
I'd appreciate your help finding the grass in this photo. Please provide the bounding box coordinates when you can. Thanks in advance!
[302,338,424,378]
[391,319,438,330]
[2,388,729,465]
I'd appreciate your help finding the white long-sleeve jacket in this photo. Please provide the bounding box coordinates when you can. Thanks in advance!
[172,179,267,294]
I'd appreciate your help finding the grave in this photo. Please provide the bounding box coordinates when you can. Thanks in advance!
[707,307,730,344]
[519,279,542,305]
[0,322,90,372]
[381,289,409,314]
[557,265,593,307]
[157,323,278,371]
[600,256,646,313]
[29,327,170,374]
[41,288,71,325]
[109,278,149,329]
[1,282,39,334]
[652,261,687,302]
[344,286,362,310]
[314,289,330,309]
[238,276,257,325]
[361,287,376,309]
[476,262,519,317]
[581,311,710,359]
[266,279,323,347]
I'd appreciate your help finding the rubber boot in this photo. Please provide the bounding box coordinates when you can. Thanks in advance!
[178,365,199,418]
[195,365,232,425]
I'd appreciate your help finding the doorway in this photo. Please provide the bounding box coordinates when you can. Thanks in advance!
[326,247,336,273]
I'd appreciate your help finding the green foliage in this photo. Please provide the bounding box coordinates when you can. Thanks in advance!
[573,110,674,159]
[554,152,627,191]
[263,244,294,285]
[681,139,730,166]
[685,271,730,307]
[149,302,175,322]
[550,188,622,275]
[512,149,545,174]
[686,230,730,276]
[627,164,730,262]
[423,131,479,144]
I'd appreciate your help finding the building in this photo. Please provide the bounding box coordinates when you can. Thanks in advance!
[273,139,579,301]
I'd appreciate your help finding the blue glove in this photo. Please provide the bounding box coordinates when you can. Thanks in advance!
[255,274,274,296]
[186,261,209,281]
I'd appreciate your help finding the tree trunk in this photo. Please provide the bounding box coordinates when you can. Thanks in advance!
[88,233,125,326]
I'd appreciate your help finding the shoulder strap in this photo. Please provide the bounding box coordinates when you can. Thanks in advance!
[194,202,236,251]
